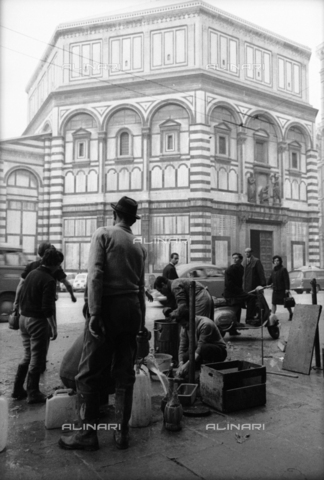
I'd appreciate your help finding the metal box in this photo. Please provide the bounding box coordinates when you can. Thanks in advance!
[200,361,266,413]
[177,384,198,406]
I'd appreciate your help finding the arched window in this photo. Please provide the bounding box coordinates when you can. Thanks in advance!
[120,132,130,156]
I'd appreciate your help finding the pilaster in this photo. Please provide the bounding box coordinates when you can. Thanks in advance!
[98,131,107,194]
[237,131,247,198]
[0,156,6,242]
[48,136,65,249]
[306,149,320,265]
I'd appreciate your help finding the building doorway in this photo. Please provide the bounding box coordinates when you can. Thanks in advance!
[250,230,273,279]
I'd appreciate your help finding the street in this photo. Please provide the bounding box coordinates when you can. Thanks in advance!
[0,290,323,480]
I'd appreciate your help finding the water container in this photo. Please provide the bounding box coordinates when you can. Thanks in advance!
[45,389,77,430]
[129,365,152,428]
[0,396,8,452]
[153,320,180,364]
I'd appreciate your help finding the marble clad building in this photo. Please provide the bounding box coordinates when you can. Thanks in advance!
[316,42,324,268]
[0,0,321,275]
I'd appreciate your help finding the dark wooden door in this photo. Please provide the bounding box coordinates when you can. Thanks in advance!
[250,230,273,279]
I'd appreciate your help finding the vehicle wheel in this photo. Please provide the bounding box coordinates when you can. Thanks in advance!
[0,293,15,323]
[267,325,280,340]
[295,290,303,295]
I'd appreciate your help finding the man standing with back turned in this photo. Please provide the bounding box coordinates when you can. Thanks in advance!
[59,196,146,452]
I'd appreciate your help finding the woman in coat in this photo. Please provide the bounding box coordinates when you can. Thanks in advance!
[268,255,293,321]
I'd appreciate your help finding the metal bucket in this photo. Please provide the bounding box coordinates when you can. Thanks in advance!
[153,320,180,365]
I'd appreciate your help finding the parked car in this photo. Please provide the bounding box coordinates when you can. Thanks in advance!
[289,266,324,294]
[58,272,77,292]
[73,273,88,292]
[153,263,225,304]
[0,243,29,322]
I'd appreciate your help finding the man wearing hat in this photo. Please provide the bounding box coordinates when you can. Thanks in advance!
[59,196,146,452]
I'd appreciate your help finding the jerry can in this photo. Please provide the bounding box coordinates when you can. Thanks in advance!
[129,365,152,427]
[45,389,77,429]
[0,395,8,452]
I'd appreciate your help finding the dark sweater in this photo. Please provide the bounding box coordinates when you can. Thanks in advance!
[223,263,245,297]
[162,263,178,280]
[20,266,57,318]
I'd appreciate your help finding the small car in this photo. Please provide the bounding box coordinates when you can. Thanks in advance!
[289,266,324,294]
[73,273,88,292]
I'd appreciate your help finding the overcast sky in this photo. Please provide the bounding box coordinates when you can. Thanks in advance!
[0,0,323,140]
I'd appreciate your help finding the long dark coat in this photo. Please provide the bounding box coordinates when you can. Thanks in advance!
[242,255,266,292]
[268,266,290,305]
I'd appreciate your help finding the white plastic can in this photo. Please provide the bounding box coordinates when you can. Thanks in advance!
[45,389,77,430]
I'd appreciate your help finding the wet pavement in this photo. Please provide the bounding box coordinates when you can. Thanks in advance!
[0,293,323,480]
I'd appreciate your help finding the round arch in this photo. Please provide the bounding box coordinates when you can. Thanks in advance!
[4,166,43,189]
[146,99,195,127]
[59,109,101,135]
[206,101,242,127]
[245,110,283,140]
[102,104,145,131]
[283,121,313,150]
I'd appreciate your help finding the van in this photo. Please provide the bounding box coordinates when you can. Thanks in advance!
[0,244,29,322]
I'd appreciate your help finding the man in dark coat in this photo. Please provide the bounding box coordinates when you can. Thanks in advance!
[242,248,266,322]
[223,253,251,333]
[162,253,179,280]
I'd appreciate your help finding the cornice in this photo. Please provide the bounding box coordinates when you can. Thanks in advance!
[27,0,311,93]
[57,1,310,54]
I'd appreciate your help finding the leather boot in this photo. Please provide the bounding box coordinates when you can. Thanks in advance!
[12,364,28,400]
[114,387,133,450]
[27,371,47,404]
[59,392,99,451]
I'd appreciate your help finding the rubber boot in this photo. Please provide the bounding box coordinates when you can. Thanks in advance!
[12,364,28,400]
[58,392,99,451]
[26,371,47,404]
[114,387,133,450]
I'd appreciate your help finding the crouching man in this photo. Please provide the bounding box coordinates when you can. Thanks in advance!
[176,311,227,379]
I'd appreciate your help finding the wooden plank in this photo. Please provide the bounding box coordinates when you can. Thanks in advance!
[282,304,322,375]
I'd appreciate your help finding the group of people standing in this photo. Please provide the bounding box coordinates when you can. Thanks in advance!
[11,196,293,453]
[223,248,293,332]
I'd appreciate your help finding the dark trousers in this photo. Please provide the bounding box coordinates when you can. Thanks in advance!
[19,315,50,374]
[76,294,142,394]
[182,344,227,366]
[246,295,257,320]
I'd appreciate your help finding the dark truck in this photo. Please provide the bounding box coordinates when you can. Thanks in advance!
[0,244,29,322]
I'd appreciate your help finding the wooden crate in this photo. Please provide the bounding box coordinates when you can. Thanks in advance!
[200,360,266,413]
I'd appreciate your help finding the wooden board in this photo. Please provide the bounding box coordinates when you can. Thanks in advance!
[282,304,322,375]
